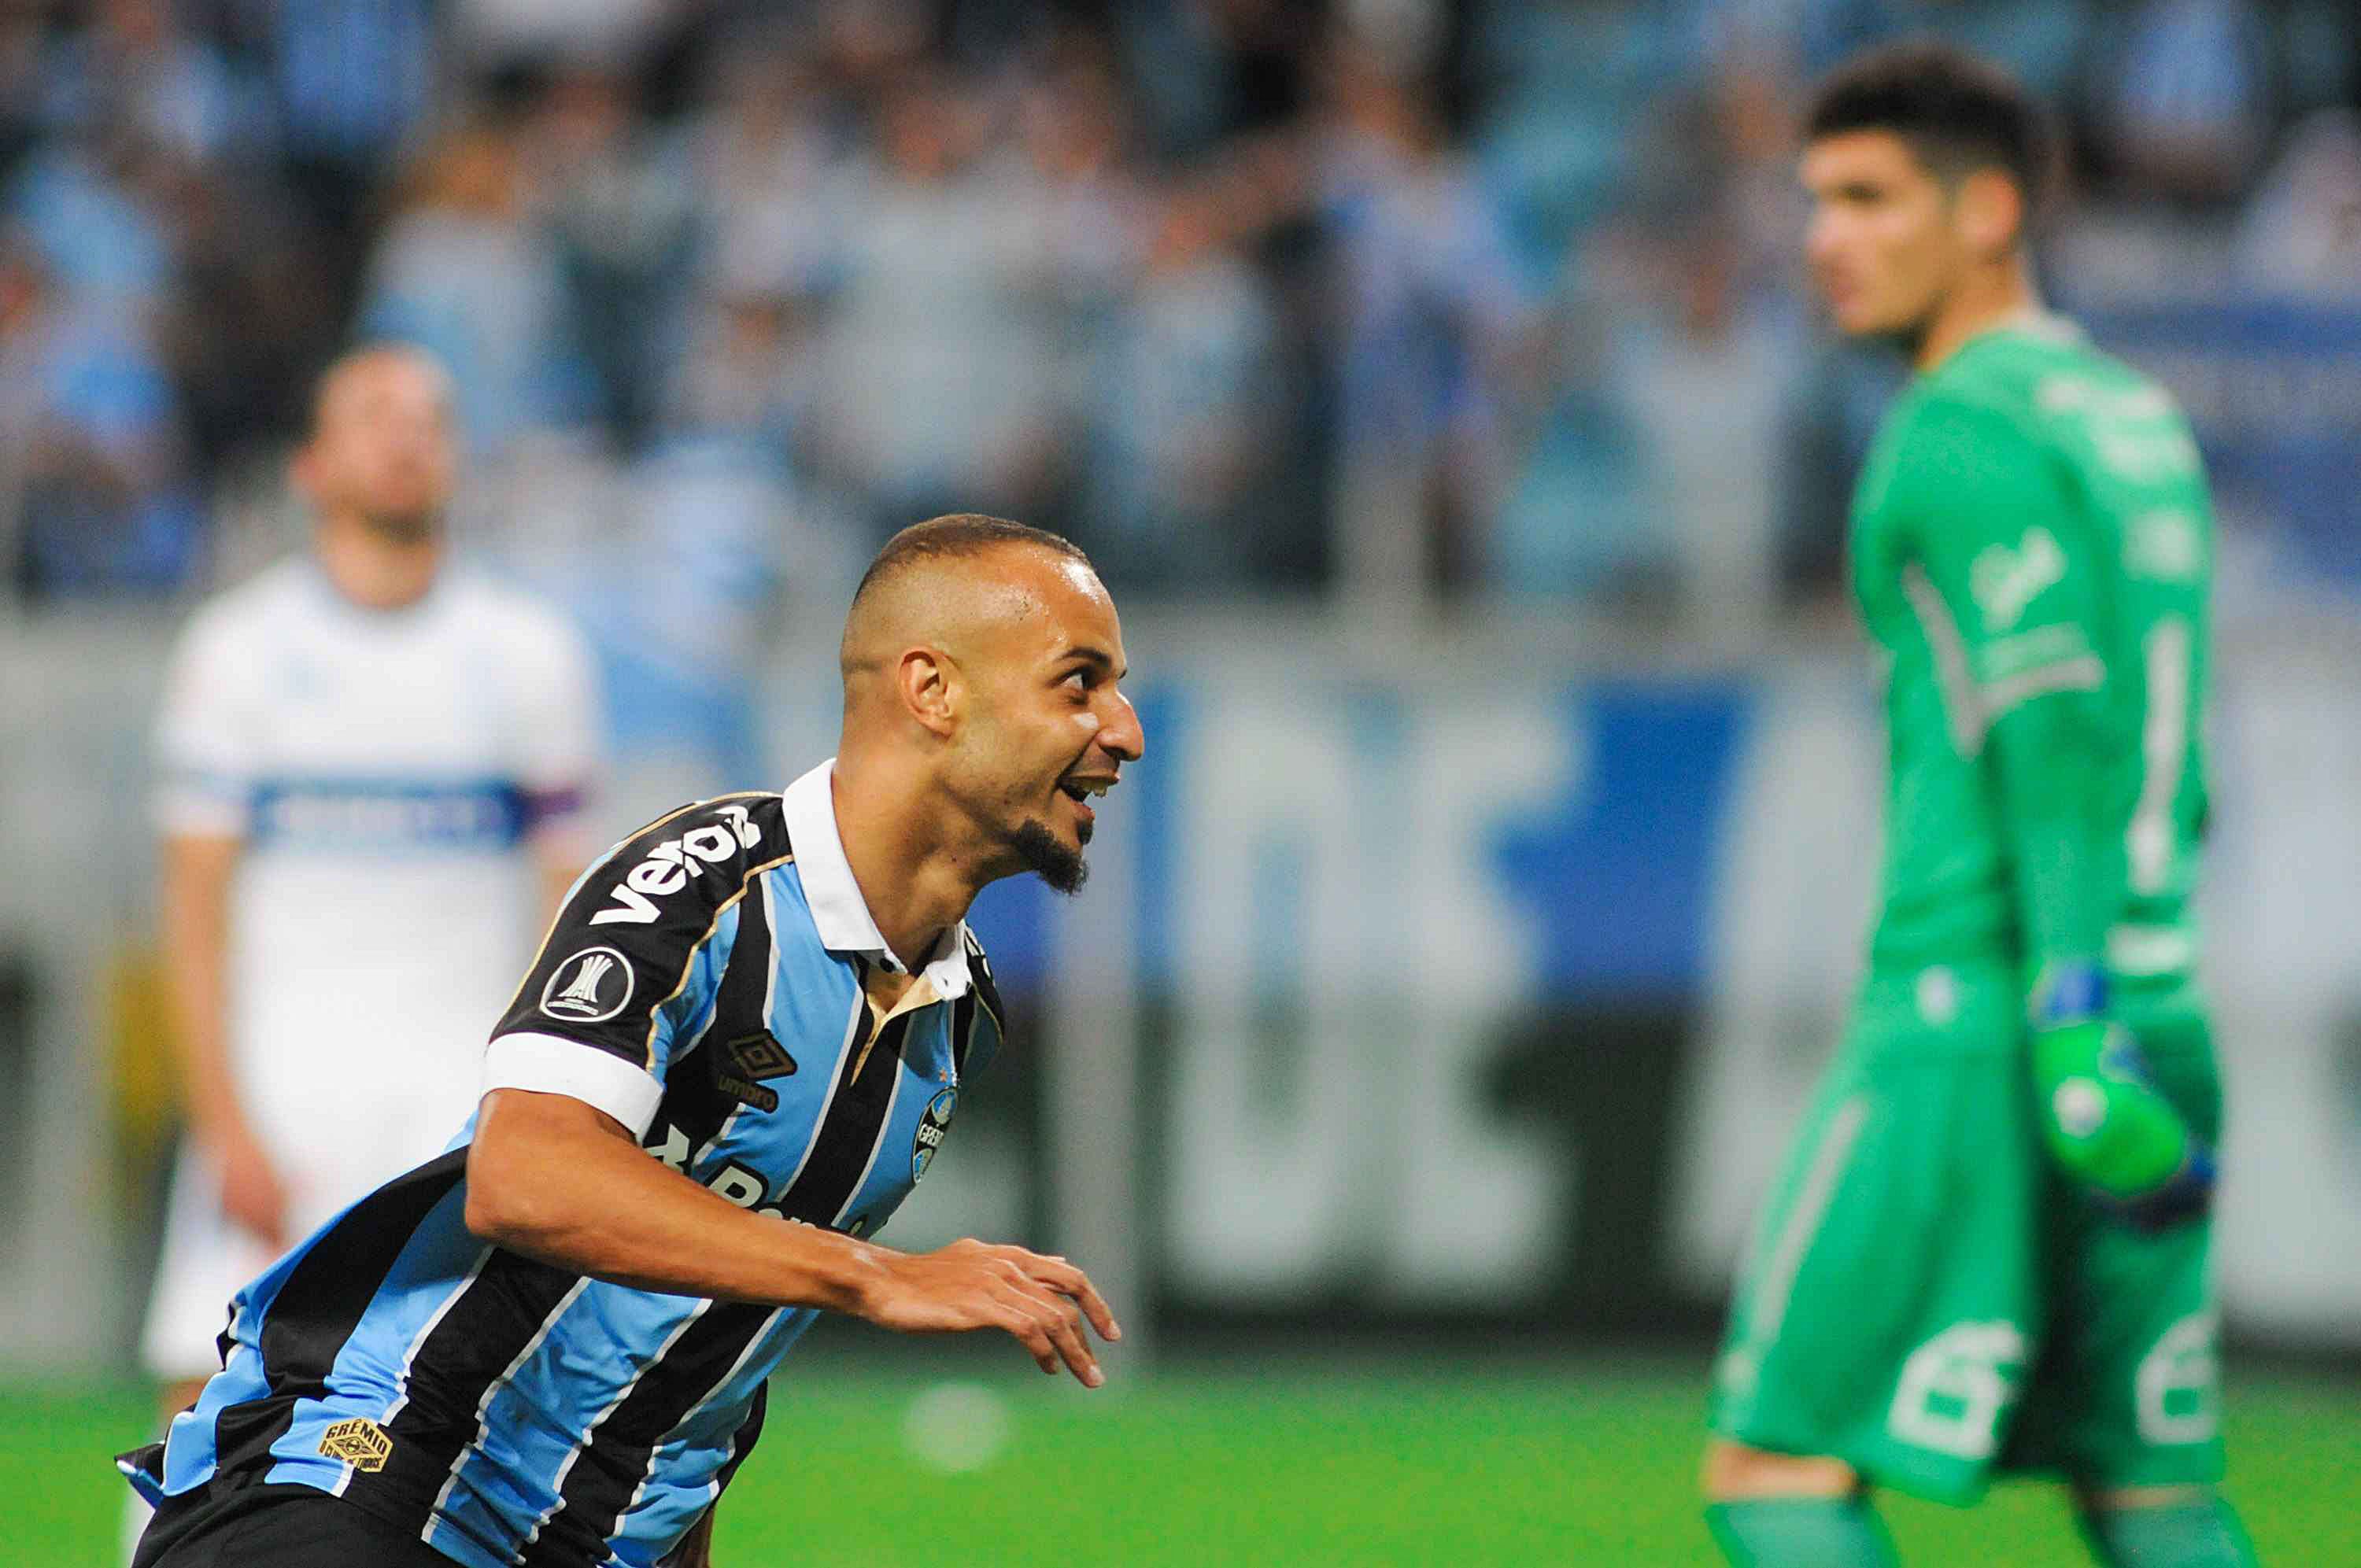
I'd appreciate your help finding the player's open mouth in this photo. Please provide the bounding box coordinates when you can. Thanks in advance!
[1058,776,1115,821]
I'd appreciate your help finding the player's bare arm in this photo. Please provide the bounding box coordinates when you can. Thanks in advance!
[465,1087,1118,1385]
[158,829,285,1251]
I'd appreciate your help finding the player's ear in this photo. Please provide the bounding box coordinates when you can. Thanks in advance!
[897,647,960,738]
[1956,168,2023,259]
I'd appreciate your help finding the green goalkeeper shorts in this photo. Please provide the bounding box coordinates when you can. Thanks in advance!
[1707,958,2225,1504]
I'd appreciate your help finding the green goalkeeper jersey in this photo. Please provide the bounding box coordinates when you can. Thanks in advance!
[1849,319,2213,989]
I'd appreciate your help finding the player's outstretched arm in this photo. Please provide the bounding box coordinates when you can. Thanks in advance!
[465,1088,1119,1384]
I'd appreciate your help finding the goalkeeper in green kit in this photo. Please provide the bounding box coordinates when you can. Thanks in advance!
[1701,42,2252,1568]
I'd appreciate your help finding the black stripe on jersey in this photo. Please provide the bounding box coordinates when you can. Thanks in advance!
[711,1379,767,1498]
[642,874,779,1164]
[645,1385,766,1568]
[513,1303,776,1568]
[776,1008,911,1227]
[211,1150,468,1481]
[340,1248,582,1528]
[960,935,1006,1079]
[950,991,979,1080]
[967,937,1005,1037]
[632,848,797,1073]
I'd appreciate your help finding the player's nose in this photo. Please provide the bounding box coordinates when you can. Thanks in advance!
[1098,691,1144,764]
[1804,206,1848,270]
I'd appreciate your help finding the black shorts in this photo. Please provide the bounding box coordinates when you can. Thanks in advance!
[134,1484,450,1568]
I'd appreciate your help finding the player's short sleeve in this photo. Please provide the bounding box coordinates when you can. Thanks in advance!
[497,594,604,843]
[152,601,264,839]
[1890,395,2108,726]
[482,794,793,1137]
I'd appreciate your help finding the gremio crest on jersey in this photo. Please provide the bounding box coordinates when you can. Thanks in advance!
[913,1087,957,1182]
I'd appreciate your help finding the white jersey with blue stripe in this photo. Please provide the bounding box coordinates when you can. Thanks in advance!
[121,763,1006,1567]
[153,554,600,1153]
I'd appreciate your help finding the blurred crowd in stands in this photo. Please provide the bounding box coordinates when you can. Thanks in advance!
[2,0,2357,624]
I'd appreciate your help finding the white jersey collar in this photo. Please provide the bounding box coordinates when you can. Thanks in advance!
[780,759,973,1000]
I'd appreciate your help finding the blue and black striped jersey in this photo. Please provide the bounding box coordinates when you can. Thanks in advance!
[121,762,1005,1568]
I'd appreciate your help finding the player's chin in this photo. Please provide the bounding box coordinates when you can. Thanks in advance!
[1011,817,1089,895]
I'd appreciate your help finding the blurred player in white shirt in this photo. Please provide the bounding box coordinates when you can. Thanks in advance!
[139,345,601,1442]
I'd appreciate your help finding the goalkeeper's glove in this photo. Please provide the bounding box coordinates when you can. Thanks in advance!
[2029,962,2215,1230]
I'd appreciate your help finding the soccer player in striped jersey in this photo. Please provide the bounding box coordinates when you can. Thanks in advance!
[123,515,1143,1568]
[1701,44,2252,1568]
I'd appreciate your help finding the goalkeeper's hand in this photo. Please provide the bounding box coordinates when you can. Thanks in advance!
[2030,964,2215,1231]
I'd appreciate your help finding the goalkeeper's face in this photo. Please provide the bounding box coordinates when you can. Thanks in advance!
[1801,129,1993,346]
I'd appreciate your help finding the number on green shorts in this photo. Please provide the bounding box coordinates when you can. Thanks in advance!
[2136,1312,2220,1444]
[1887,1321,2029,1459]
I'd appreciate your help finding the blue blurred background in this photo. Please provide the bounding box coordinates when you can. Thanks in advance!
[1,0,2357,1421]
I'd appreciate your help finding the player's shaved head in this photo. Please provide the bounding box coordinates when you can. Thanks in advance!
[840,515,1096,695]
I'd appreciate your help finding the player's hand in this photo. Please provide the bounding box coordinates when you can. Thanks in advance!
[856,1238,1121,1387]
[206,1120,290,1250]
[2097,1142,2216,1232]
[2032,1016,2212,1230]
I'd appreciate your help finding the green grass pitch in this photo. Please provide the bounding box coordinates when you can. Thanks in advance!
[10,1353,2355,1565]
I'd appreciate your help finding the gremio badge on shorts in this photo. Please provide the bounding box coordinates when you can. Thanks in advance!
[319,1417,394,1472]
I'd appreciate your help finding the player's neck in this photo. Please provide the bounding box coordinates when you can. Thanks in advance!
[826,757,974,974]
[1913,256,2042,373]
[315,515,442,611]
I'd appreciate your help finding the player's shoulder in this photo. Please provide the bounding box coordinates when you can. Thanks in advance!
[575,791,796,932]
[1897,356,2047,448]
[1927,323,2184,437]
[443,570,591,658]
[178,555,315,641]
[163,557,318,686]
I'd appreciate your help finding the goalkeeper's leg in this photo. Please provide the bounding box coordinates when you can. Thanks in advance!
[1702,1444,1897,1567]
[2077,1485,2257,1567]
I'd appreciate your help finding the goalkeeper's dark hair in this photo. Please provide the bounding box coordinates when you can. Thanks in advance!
[1805,40,2059,220]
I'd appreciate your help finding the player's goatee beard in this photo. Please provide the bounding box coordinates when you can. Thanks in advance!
[360,507,443,545]
[1012,819,1088,895]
